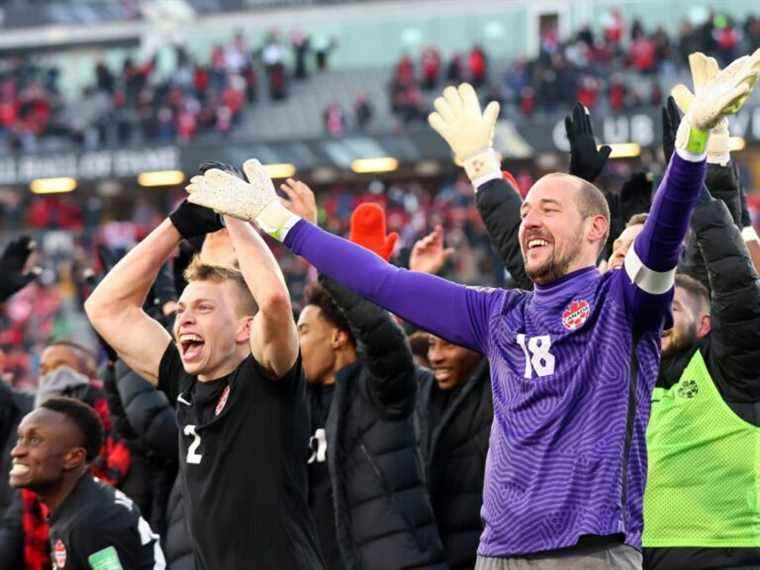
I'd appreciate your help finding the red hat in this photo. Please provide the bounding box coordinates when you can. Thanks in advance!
[349,203,398,261]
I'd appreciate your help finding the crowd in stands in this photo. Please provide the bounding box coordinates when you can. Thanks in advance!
[389,10,760,123]
[0,28,338,152]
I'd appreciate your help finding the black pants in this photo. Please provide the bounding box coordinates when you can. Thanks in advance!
[644,547,760,570]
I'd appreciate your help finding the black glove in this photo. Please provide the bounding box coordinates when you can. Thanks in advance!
[169,200,225,241]
[168,161,239,240]
[565,102,611,183]
[661,95,680,164]
[620,172,654,225]
[0,235,39,302]
[198,160,247,181]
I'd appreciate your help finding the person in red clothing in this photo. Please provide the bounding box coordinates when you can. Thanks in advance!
[421,46,442,90]
[468,45,487,87]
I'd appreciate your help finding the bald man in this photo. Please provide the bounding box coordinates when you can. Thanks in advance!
[188,141,708,570]
[10,397,164,569]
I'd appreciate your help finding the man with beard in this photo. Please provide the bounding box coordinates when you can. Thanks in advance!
[9,397,164,569]
[184,52,760,569]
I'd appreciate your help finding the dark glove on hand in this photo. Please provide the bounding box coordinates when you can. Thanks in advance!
[168,161,241,240]
[0,235,39,302]
[566,102,611,183]
[661,95,680,165]
[169,200,225,240]
[620,172,654,225]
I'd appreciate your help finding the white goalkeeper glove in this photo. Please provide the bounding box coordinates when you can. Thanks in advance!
[186,159,300,241]
[672,50,760,158]
[427,83,501,185]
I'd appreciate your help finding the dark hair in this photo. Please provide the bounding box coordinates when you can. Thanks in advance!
[675,273,710,311]
[303,283,355,346]
[46,340,97,377]
[40,397,104,462]
[407,331,431,368]
[626,212,649,227]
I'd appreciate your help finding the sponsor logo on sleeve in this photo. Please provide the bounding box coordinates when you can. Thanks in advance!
[561,299,591,331]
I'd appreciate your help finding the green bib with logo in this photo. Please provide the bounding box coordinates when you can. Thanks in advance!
[643,350,760,547]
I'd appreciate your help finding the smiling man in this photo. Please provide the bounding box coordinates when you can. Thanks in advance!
[84,163,324,570]
[10,397,164,569]
[186,53,760,570]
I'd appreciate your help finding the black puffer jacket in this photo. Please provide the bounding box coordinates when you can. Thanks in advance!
[0,382,31,517]
[680,163,744,288]
[104,361,177,538]
[416,362,492,570]
[111,360,191,570]
[320,276,447,570]
[165,477,193,570]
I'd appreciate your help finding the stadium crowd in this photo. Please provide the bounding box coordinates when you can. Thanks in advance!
[390,9,760,123]
[0,27,337,152]
[0,36,759,570]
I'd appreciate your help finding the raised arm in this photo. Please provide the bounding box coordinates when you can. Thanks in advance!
[622,51,760,323]
[85,200,223,385]
[224,216,298,378]
[186,160,505,354]
[694,198,760,400]
[320,274,415,409]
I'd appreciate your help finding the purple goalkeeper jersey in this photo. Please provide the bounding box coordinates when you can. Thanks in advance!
[283,152,706,555]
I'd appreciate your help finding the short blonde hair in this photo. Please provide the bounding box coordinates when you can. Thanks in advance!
[183,255,258,316]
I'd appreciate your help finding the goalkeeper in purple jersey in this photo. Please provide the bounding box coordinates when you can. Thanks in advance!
[184,51,760,570]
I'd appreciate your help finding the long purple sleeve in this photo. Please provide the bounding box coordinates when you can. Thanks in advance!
[622,151,707,319]
[284,220,505,353]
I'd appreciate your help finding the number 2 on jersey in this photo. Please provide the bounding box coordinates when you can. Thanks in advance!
[184,425,203,464]
[515,334,555,378]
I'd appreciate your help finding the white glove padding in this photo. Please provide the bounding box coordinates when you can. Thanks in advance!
[428,83,501,182]
[674,50,760,155]
[186,159,300,241]
[671,53,729,163]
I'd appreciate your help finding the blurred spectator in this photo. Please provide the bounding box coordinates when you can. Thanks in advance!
[447,53,463,82]
[323,101,346,136]
[291,29,311,79]
[421,46,441,90]
[354,93,373,130]
[468,44,488,87]
[314,34,337,71]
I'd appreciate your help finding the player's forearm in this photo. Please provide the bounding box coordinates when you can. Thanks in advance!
[632,151,707,272]
[224,217,291,316]
[284,219,487,351]
[85,219,181,326]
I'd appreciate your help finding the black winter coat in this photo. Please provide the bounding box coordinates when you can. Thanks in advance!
[110,360,189,569]
[416,362,492,570]
[320,276,447,570]
[0,382,31,517]
[475,178,532,291]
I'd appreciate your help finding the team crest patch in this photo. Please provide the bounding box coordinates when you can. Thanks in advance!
[215,385,230,416]
[561,299,591,331]
[677,379,699,399]
[54,539,66,568]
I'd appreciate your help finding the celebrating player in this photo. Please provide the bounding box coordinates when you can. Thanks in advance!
[84,165,324,569]
[185,50,760,570]
[9,397,164,569]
